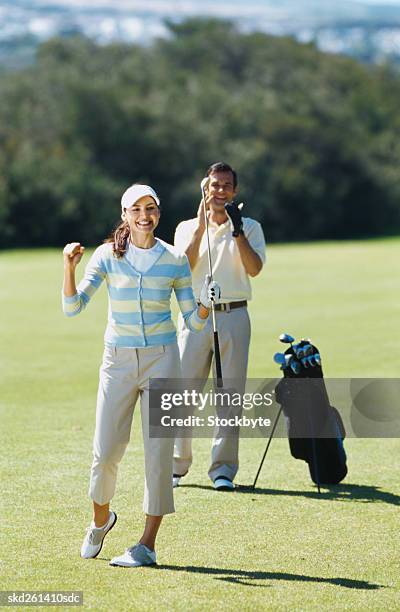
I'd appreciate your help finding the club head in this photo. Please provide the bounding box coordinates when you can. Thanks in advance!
[279,333,295,344]
[294,344,305,359]
[307,355,316,367]
[301,357,309,368]
[273,352,286,366]
[290,360,302,375]
[303,344,313,357]
[314,354,321,366]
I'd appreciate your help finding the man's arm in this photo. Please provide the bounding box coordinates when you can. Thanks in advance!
[184,222,205,269]
[177,194,211,268]
[225,203,266,278]
[234,233,263,277]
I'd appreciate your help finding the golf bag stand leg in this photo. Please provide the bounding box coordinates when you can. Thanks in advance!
[252,406,283,489]
[306,389,321,494]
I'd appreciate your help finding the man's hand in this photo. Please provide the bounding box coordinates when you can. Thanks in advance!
[225,202,244,237]
[196,198,207,233]
[196,186,214,232]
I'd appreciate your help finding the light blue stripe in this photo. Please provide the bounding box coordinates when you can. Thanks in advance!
[146,263,189,278]
[98,259,107,275]
[109,286,140,300]
[108,286,171,301]
[105,258,137,276]
[187,309,204,332]
[63,294,79,304]
[143,312,171,324]
[144,331,177,345]
[175,286,193,301]
[80,291,90,305]
[88,274,104,288]
[111,312,171,325]
[106,335,147,347]
[64,309,80,318]
[141,287,171,300]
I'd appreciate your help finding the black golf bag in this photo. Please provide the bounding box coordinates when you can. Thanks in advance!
[275,340,347,485]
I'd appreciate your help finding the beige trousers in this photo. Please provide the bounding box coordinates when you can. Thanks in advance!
[173,307,251,482]
[89,343,181,515]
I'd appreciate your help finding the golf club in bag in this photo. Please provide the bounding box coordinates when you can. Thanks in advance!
[200,177,223,388]
[252,334,347,492]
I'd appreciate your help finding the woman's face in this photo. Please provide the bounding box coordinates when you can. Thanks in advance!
[124,195,160,235]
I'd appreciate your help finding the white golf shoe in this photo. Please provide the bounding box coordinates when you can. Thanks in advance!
[110,544,156,568]
[172,471,187,488]
[80,511,117,559]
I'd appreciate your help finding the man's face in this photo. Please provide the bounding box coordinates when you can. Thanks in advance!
[206,170,237,211]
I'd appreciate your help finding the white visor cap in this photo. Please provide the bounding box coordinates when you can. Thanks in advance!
[121,184,160,210]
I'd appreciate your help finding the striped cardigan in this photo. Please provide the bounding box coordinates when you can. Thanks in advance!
[62,240,206,347]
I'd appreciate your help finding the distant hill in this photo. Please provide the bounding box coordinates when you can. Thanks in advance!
[2,0,400,68]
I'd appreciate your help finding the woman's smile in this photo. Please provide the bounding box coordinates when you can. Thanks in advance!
[136,219,153,230]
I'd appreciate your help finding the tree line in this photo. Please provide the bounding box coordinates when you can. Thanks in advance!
[0,18,399,248]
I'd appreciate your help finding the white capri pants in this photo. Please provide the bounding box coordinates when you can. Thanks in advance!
[89,342,181,516]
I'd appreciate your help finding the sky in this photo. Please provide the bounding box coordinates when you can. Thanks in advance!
[26,0,400,4]
[355,0,400,4]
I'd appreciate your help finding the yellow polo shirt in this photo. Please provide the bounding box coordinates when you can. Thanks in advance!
[174,216,266,302]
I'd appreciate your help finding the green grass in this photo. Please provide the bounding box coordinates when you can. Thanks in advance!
[1,239,399,611]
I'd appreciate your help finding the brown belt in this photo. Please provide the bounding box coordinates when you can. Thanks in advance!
[198,300,247,312]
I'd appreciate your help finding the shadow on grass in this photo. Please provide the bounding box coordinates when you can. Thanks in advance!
[179,483,400,506]
[155,564,383,590]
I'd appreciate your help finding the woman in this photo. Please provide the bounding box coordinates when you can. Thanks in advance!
[62,184,219,568]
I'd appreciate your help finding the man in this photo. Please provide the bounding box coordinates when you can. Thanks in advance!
[173,162,266,490]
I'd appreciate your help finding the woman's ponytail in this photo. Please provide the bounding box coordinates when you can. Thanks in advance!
[105,219,130,258]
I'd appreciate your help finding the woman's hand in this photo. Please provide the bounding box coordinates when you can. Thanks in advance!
[199,274,221,309]
[63,243,84,297]
[63,242,85,270]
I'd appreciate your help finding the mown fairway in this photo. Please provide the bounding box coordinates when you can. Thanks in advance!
[1,239,399,611]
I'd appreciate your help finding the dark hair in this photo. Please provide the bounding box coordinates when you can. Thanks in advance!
[206,161,238,188]
[105,219,130,259]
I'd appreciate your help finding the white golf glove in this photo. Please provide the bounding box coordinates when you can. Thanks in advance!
[199,274,221,308]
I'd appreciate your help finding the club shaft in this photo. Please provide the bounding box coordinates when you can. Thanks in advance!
[213,330,223,388]
[202,186,214,283]
[201,184,222,387]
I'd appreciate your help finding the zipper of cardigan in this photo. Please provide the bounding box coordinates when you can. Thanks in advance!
[138,273,146,346]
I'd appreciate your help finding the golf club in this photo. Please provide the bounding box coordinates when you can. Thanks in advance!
[273,352,287,366]
[303,344,314,357]
[200,177,223,387]
[285,354,294,369]
[279,333,295,347]
[294,344,305,359]
[290,359,302,375]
